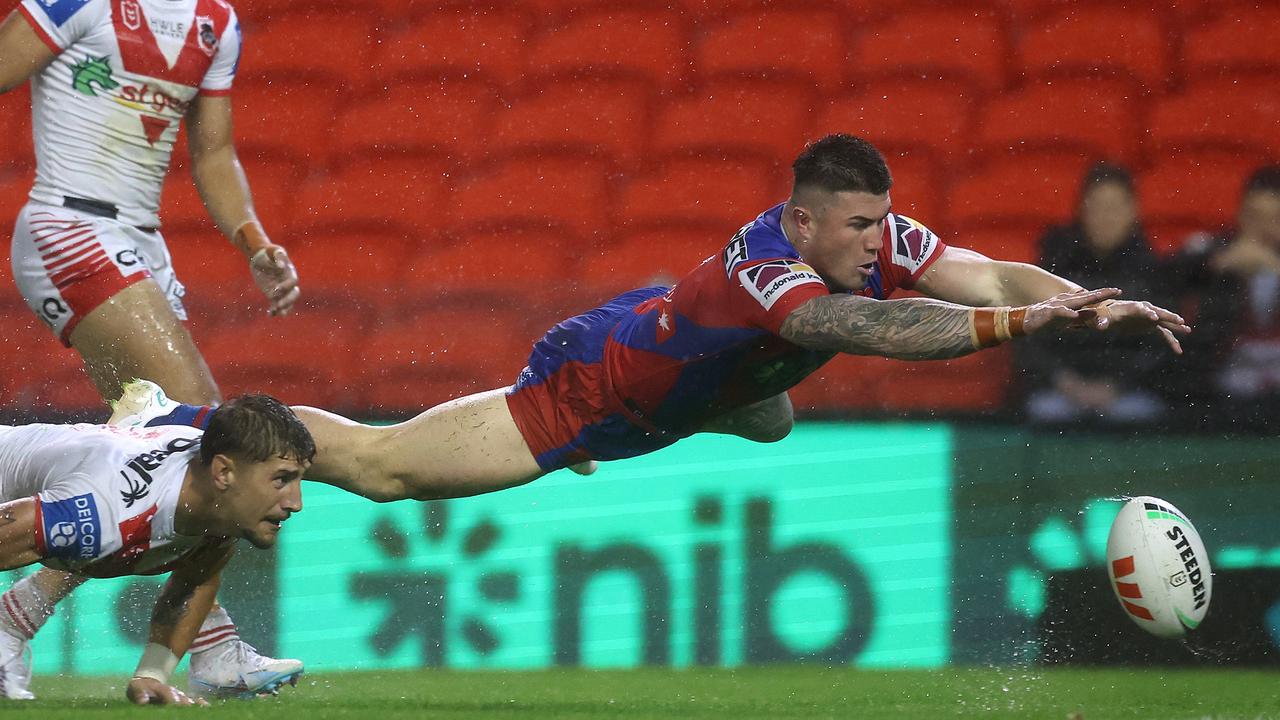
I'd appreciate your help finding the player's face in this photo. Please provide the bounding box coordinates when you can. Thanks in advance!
[1240,190,1280,248]
[1081,181,1138,254]
[228,456,307,549]
[796,190,892,293]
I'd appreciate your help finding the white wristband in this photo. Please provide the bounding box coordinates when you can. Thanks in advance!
[133,642,180,684]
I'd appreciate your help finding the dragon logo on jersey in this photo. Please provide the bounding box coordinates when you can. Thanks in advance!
[71,56,119,97]
[196,16,218,55]
[739,260,824,311]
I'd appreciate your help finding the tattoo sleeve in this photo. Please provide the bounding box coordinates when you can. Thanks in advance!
[778,294,979,360]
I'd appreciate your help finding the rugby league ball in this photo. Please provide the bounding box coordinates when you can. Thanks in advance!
[1105,496,1211,639]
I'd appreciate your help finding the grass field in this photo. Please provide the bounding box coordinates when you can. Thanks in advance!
[4,667,1279,719]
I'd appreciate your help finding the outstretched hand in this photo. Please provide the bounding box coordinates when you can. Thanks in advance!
[1075,299,1192,354]
[1021,288,1123,336]
[126,676,207,706]
[249,245,301,317]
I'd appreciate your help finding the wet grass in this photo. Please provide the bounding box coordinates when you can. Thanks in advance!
[6,666,1279,719]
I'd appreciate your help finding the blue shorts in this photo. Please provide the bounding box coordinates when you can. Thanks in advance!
[505,286,679,471]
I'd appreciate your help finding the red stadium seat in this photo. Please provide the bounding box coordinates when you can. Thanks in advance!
[196,311,364,408]
[373,8,532,87]
[160,155,303,234]
[849,7,1011,94]
[404,224,585,307]
[1139,151,1259,254]
[490,77,656,171]
[1146,79,1280,158]
[527,8,691,90]
[580,225,726,297]
[0,87,31,170]
[237,11,376,87]
[329,80,499,165]
[1015,7,1173,90]
[356,307,535,414]
[0,307,100,412]
[281,231,421,319]
[949,153,1092,230]
[816,80,976,165]
[651,78,817,164]
[290,157,452,236]
[1183,7,1280,82]
[881,152,946,229]
[975,77,1142,164]
[0,167,35,233]
[875,349,1011,411]
[233,77,339,168]
[164,229,257,329]
[447,154,613,239]
[695,7,848,91]
[616,155,783,231]
[956,226,1041,265]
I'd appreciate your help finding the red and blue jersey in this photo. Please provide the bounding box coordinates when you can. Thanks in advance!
[507,203,947,470]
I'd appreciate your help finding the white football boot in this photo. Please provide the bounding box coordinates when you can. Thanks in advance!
[108,379,179,427]
[0,630,34,701]
[188,642,303,700]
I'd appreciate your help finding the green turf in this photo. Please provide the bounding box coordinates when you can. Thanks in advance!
[5,667,1278,719]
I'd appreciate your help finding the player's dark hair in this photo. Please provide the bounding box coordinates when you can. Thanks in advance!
[1081,161,1135,196]
[792,134,893,196]
[1243,165,1280,197]
[199,394,315,466]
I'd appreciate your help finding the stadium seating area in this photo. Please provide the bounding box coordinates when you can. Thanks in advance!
[3,0,1278,415]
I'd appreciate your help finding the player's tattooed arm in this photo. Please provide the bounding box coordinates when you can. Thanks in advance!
[780,288,1127,359]
[780,295,978,360]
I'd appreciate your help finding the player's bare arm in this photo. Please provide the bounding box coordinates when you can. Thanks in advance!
[125,542,230,707]
[186,95,300,316]
[916,245,1190,353]
[0,9,56,93]
[0,498,41,571]
[779,288,1122,360]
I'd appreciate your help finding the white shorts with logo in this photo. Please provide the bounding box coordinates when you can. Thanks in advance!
[10,202,187,346]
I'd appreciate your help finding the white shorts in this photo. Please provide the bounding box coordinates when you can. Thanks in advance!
[10,202,187,345]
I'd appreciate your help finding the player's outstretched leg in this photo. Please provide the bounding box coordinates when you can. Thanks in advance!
[294,388,545,502]
[699,392,795,443]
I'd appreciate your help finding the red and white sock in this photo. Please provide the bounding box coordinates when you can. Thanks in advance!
[190,606,239,655]
[1,576,54,641]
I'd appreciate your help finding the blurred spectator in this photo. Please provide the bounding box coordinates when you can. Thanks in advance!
[1016,162,1170,424]
[1168,166,1280,427]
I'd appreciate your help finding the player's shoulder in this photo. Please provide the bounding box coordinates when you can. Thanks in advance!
[23,0,110,28]
[721,203,801,277]
[884,212,944,267]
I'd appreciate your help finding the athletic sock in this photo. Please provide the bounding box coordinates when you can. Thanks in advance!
[0,576,54,641]
[147,404,216,430]
[190,606,239,655]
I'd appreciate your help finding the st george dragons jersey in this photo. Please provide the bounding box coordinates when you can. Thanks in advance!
[604,203,947,434]
[18,0,242,227]
[0,422,222,577]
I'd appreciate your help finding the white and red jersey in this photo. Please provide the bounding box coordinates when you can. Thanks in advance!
[0,422,226,578]
[18,0,242,227]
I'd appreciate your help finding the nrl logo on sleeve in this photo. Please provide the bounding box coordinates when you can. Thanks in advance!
[739,260,824,311]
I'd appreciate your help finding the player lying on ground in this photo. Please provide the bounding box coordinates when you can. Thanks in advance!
[0,395,313,705]
[140,135,1189,505]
